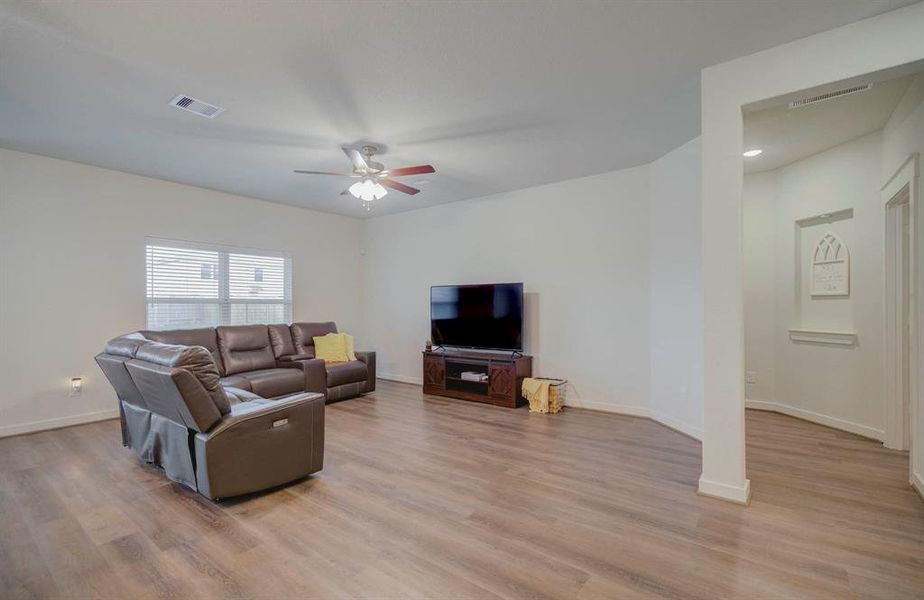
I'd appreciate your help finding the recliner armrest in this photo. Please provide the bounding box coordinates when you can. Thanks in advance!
[290,357,327,396]
[354,351,376,392]
[275,353,315,369]
[194,392,325,500]
[354,350,374,364]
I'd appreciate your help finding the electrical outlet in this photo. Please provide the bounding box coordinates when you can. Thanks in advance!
[745,371,757,384]
[70,377,83,396]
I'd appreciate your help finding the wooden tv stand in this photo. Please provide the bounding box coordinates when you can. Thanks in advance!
[422,350,532,408]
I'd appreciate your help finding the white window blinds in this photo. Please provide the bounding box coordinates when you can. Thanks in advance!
[145,239,292,330]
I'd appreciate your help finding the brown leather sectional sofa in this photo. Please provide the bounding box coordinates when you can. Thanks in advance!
[141,321,376,401]
[95,322,375,500]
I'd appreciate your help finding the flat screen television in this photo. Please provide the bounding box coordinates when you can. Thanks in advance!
[430,282,524,351]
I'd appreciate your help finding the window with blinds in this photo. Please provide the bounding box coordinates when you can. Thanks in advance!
[145,239,292,330]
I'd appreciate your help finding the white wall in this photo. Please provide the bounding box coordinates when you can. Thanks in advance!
[882,73,924,180]
[362,167,652,414]
[0,148,364,436]
[648,137,704,439]
[742,171,777,405]
[700,2,924,503]
[743,133,886,440]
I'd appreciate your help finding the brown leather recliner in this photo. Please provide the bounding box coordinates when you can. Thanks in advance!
[272,322,376,402]
[96,333,325,501]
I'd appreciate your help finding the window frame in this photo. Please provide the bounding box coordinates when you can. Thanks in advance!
[145,236,293,330]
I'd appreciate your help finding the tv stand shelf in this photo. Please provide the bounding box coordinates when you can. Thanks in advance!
[422,350,532,408]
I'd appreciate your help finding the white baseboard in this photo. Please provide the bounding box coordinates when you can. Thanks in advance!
[698,476,751,505]
[650,410,704,441]
[378,373,423,385]
[912,471,924,501]
[566,399,649,417]
[566,401,703,441]
[0,408,120,439]
[745,399,884,441]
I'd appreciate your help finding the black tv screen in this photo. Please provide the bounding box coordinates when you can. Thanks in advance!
[430,283,524,351]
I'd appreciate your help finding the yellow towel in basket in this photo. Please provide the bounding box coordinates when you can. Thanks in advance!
[522,378,552,413]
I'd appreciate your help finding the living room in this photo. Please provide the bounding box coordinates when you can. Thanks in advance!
[2,2,924,598]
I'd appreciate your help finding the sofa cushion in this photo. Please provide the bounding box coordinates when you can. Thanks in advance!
[290,322,337,356]
[237,368,305,399]
[141,328,224,375]
[222,387,263,404]
[268,324,296,358]
[217,325,276,375]
[220,374,252,391]
[135,342,232,415]
[326,360,369,387]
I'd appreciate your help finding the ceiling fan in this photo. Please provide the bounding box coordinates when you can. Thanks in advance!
[294,145,435,211]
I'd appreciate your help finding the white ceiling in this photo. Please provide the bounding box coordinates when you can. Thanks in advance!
[1,1,918,218]
[744,73,918,173]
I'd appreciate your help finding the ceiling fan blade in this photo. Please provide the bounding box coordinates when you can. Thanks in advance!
[342,147,368,171]
[384,165,435,177]
[381,179,420,195]
[340,186,353,196]
[294,170,358,177]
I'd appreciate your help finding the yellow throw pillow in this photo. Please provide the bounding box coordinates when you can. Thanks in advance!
[313,333,349,364]
[343,333,357,362]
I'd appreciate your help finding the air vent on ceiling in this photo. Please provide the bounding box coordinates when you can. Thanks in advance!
[788,84,871,109]
[169,94,225,119]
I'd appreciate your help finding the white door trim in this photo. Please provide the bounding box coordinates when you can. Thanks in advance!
[884,181,910,449]
[881,154,919,467]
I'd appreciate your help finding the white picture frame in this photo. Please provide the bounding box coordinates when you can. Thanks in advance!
[810,231,850,297]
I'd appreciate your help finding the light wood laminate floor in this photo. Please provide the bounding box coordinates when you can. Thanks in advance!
[1,380,921,599]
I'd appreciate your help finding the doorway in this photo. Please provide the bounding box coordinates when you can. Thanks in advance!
[739,67,923,505]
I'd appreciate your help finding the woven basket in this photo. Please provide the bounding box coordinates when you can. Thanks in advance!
[528,378,567,414]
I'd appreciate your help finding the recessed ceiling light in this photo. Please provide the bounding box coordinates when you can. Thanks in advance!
[743,149,763,158]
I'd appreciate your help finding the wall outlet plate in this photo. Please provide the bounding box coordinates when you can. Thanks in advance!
[745,371,757,384]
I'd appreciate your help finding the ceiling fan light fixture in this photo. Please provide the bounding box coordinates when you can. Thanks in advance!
[348,179,365,198]
[294,145,430,208]
[349,178,388,202]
